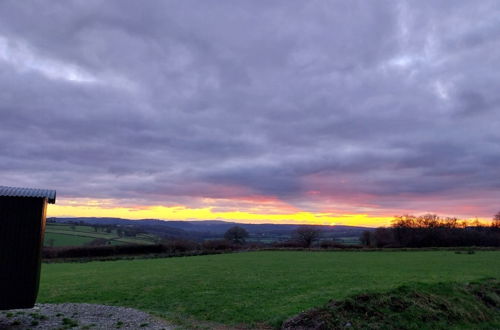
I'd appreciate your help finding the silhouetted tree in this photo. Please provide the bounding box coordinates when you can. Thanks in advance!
[372,227,395,247]
[493,212,500,229]
[224,226,249,244]
[293,226,321,247]
[369,214,500,247]
[360,230,374,247]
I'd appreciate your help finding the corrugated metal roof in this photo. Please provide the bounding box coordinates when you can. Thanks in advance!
[0,186,56,204]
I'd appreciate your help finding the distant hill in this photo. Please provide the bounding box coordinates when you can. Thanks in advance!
[49,217,373,243]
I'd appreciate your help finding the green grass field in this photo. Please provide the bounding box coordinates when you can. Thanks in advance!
[43,232,96,246]
[38,250,500,328]
[44,223,158,247]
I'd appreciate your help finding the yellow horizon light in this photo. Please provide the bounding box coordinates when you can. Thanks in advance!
[47,199,392,227]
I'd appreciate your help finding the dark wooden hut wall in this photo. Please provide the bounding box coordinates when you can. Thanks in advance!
[0,196,47,310]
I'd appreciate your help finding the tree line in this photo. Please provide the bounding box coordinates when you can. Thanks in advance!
[361,213,500,248]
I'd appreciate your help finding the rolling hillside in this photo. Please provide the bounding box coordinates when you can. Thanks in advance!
[50,217,371,244]
[44,223,159,247]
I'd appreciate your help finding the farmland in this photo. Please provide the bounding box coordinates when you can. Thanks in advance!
[48,217,368,245]
[38,250,500,328]
[44,223,158,247]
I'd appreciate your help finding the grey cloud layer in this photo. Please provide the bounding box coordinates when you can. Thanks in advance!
[0,0,499,216]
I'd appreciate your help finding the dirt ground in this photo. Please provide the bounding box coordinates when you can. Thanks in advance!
[0,303,173,330]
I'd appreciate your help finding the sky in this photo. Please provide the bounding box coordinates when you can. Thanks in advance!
[1,1,499,226]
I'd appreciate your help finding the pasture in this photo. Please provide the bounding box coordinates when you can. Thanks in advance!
[44,223,158,247]
[38,250,500,328]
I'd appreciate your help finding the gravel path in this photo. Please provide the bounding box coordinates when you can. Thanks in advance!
[0,303,174,330]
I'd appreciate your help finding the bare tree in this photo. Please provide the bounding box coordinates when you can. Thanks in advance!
[293,226,321,247]
[224,226,249,244]
[493,211,500,228]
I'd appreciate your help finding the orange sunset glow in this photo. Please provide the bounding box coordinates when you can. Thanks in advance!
[48,198,392,227]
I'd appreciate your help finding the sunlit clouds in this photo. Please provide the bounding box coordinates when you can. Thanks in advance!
[1,1,500,225]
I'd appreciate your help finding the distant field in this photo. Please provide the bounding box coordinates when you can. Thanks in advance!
[330,236,361,245]
[43,232,95,246]
[43,223,158,247]
[38,250,500,327]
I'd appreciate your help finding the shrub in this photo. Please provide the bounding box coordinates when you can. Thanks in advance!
[202,239,233,251]
[319,240,348,249]
[272,240,304,248]
[162,239,199,253]
[42,244,166,259]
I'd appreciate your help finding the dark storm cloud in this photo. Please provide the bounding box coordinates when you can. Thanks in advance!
[1,0,500,216]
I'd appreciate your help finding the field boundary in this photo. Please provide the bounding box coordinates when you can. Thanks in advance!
[42,246,500,263]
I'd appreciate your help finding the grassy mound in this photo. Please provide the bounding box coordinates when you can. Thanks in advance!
[282,279,500,330]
